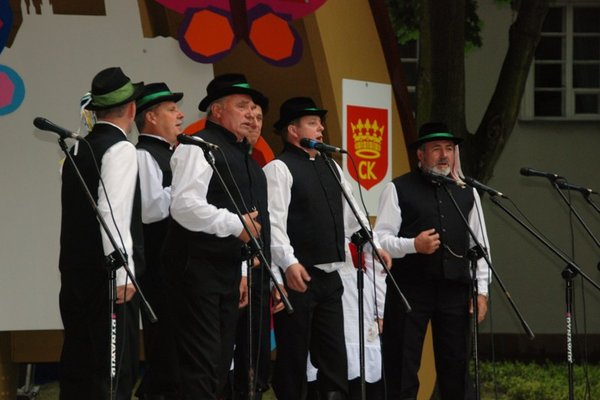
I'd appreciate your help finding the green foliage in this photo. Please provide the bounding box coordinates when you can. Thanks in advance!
[385,0,420,44]
[478,361,600,399]
[385,0,484,50]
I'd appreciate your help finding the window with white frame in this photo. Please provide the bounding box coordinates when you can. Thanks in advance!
[521,2,600,120]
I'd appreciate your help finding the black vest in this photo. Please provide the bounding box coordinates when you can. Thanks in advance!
[136,135,173,275]
[165,121,271,266]
[136,135,173,187]
[390,170,474,283]
[59,123,144,275]
[277,143,345,267]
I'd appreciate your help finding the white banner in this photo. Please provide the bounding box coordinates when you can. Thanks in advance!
[342,79,392,217]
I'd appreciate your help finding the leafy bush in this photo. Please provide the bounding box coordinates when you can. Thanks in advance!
[478,361,600,400]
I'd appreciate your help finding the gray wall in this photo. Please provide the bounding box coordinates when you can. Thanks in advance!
[467,1,600,334]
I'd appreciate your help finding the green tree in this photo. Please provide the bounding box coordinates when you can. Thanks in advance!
[384,0,550,182]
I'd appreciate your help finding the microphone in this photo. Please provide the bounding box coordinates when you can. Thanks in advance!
[520,167,563,181]
[421,169,466,188]
[556,180,598,196]
[177,133,219,151]
[300,138,347,154]
[33,117,81,140]
[463,176,508,198]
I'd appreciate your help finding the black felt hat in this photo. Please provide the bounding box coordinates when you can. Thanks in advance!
[410,122,463,148]
[86,67,143,111]
[273,97,327,134]
[198,73,268,112]
[135,82,183,115]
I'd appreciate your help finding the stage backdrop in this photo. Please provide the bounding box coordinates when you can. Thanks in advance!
[0,0,213,331]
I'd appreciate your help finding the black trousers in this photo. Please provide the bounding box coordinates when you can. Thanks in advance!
[382,279,471,400]
[136,264,181,398]
[165,253,241,400]
[59,270,140,400]
[272,267,348,400]
[308,378,383,400]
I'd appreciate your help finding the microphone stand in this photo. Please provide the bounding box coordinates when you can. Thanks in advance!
[467,245,485,399]
[553,181,600,248]
[245,255,256,400]
[320,152,411,400]
[350,230,369,400]
[489,196,600,400]
[439,184,534,400]
[584,193,600,215]
[57,137,157,400]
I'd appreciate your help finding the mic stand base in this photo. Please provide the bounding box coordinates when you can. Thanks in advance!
[467,247,482,400]
[351,232,368,400]
[562,265,578,400]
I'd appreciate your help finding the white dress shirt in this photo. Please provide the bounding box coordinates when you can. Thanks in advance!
[94,121,138,287]
[169,143,243,237]
[136,134,172,224]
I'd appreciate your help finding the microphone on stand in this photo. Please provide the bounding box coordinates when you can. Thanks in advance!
[33,117,81,140]
[556,180,598,196]
[463,176,508,198]
[177,133,220,151]
[421,169,466,188]
[520,167,563,181]
[299,138,347,154]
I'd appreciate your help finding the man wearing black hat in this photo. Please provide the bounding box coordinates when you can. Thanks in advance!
[133,82,184,399]
[374,122,491,399]
[58,67,144,400]
[264,97,390,400]
[162,73,270,399]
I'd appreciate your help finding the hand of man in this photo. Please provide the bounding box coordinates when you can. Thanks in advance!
[239,276,248,308]
[414,228,440,254]
[375,247,392,268]
[271,284,288,314]
[469,294,488,323]
[285,263,311,293]
[238,210,261,243]
[115,283,136,304]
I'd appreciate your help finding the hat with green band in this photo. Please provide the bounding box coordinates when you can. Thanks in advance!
[410,122,463,148]
[273,97,327,134]
[135,82,183,115]
[198,73,268,112]
[86,67,143,111]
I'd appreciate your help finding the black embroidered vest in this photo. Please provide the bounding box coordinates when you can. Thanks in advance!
[390,170,474,283]
[277,143,345,267]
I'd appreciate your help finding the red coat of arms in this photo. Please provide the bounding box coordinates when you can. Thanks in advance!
[346,105,388,190]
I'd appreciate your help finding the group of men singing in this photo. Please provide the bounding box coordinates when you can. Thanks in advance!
[57,66,491,400]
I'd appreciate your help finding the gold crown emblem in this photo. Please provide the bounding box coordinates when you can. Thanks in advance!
[351,118,384,159]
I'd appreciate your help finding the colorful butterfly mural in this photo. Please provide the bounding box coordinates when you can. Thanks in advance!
[155,0,327,66]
